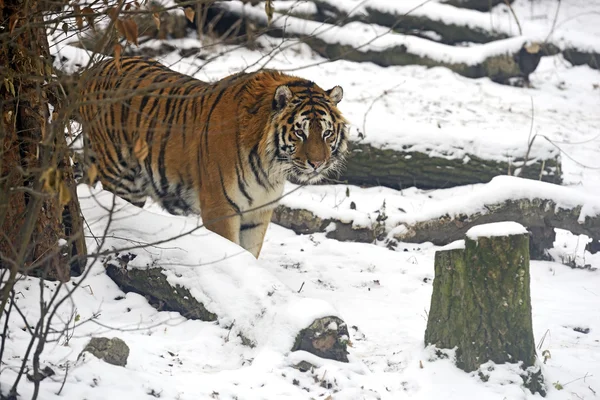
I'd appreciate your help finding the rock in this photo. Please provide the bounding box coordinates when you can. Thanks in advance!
[80,337,130,367]
[292,316,349,362]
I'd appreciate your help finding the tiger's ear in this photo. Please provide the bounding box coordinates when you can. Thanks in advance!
[326,85,343,104]
[273,85,292,111]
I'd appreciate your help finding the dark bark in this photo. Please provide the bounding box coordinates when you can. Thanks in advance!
[0,0,86,287]
[341,142,561,190]
[563,47,600,70]
[271,205,375,243]
[440,0,513,12]
[105,260,218,321]
[425,230,545,395]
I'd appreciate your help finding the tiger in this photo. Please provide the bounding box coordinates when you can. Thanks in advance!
[76,56,348,258]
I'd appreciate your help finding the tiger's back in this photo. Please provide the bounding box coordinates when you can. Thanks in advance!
[78,56,348,257]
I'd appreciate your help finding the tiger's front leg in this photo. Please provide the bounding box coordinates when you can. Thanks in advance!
[240,209,273,258]
[200,205,242,250]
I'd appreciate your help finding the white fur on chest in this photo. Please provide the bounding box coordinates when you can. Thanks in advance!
[236,179,285,214]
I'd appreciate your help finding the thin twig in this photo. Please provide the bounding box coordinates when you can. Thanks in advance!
[544,0,562,43]
[503,0,523,36]
[56,363,70,396]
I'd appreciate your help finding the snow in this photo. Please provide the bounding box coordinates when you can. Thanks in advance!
[306,0,600,53]
[3,1,600,399]
[224,2,534,66]
[466,221,529,240]
[79,186,342,355]
[274,175,600,237]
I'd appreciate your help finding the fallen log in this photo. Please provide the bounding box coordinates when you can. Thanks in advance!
[563,47,600,70]
[304,34,542,84]
[393,197,600,254]
[104,252,350,362]
[272,204,375,243]
[272,177,600,260]
[81,187,350,362]
[440,0,513,12]
[341,141,561,190]
[310,0,510,45]
[220,3,543,83]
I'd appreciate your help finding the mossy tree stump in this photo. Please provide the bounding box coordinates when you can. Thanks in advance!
[425,221,545,395]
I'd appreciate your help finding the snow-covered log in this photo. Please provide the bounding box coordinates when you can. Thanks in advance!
[83,187,350,362]
[393,197,600,260]
[219,2,542,83]
[341,141,561,190]
[309,0,510,45]
[272,177,600,261]
[272,204,376,243]
[424,222,545,395]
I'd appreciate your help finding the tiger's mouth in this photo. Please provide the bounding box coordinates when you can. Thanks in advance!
[290,160,336,184]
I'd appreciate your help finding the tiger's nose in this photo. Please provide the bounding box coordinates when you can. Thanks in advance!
[307,160,324,170]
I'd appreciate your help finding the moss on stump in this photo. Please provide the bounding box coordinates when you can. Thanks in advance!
[425,223,545,395]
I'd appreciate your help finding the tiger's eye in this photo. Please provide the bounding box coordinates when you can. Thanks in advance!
[293,130,306,141]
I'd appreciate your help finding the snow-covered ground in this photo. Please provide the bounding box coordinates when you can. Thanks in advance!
[4,1,600,399]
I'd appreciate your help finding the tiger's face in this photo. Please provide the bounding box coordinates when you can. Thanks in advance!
[271,82,348,184]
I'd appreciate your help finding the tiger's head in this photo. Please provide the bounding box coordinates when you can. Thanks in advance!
[270,80,348,184]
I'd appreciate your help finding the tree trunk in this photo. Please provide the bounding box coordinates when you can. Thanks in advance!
[424,224,545,395]
[0,0,86,293]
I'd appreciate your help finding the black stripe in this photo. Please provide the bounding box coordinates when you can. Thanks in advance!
[273,126,283,162]
[241,222,262,231]
[203,86,228,158]
[249,144,269,189]
[235,164,253,206]
[285,80,314,88]
[157,135,170,198]
[144,87,167,198]
[136,95,151,131]
[219,168,241,214]
[180,84,200,146]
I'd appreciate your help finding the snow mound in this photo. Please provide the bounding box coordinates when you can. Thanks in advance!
[466,221,528,240]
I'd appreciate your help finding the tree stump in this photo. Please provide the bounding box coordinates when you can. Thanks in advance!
[425,221,545,395]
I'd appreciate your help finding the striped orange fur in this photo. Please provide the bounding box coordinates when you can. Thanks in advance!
[77,56,348,257]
